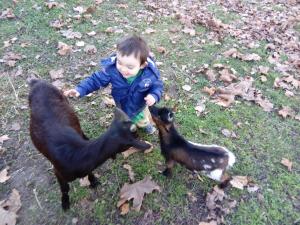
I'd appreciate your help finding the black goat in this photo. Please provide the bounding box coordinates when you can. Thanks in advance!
[149,106,236,183]
[29,79,151,210]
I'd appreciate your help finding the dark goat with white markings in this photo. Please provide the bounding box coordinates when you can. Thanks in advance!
[150,106,236,184]
[29,79,151,210]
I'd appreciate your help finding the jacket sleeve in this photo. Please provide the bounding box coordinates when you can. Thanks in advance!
[149,78,164,103]
[75,68,111,97]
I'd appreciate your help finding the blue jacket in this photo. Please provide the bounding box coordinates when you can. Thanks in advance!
[76,55,164,119]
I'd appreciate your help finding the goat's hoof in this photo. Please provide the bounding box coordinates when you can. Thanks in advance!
[89,180,100,189]
[62,201,70,211]
[162,169,172,178]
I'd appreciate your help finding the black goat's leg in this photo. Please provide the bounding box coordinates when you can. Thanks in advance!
[88,173,99,188]
[55,172,70,210]
[162,159,175,178]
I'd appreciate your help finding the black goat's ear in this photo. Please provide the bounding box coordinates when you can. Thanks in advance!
[114,107,130,121]
[167,112,174,122]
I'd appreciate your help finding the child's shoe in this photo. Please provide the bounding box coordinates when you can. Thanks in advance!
[144,124,156,134]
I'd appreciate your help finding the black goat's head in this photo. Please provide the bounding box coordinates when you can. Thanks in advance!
[149,106,174,132]
[111,108,151,151]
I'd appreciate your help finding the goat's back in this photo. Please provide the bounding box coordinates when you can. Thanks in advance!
[29,80,86,159]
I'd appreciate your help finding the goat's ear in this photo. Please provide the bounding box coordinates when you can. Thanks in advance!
[114,107,130,121]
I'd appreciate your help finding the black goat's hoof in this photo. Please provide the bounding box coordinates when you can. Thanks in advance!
[89,180,100,189]
[62,201,70,211]
[162,169,172,178]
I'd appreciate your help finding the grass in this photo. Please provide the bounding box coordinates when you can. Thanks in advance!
[0,0,299,224]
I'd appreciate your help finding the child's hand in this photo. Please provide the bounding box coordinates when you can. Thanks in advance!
[64,89,80,98]
[144,94,156,106]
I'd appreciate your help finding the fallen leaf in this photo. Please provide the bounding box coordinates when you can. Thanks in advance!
[102,96,115,107]
[182,84,191,91]
[0,135,10,144]
[187,192,197,202]
[76,41,85,47]
[221,129,232,138]
[0,8,15,19]
[205,69,216,81]
[0,208,17,225]
[73,6,86,14]
[49,68,64,80]
[195,104,206,115]
[87,31,96,36]
[57,42,72,56]
[84,45,97,54]
[79,176,90,187]
[145,28,156,34]
[219,68,237,83]
[199,221,217,225]
[202,86,216,96]
[230,176,249,190]
[182,27,196,36]
[281,158,292,171]
[117,176,160,212]
[157,46,166,54]
[241,53,261,61]
[123,164,135,182]
[0,167,10,183]
[122,148,140,159]
[119,202,129,215]
[52,80,65,89]
[260,76,267,82]
[10,123,20,131]
[247,184,259,193]
[258,66,269,75]
[0,189,22,213]
[45,2,58,9]
[278,106,295,118]
[60,29,82,39]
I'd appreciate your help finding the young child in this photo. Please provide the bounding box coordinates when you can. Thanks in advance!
[64,35,163,134]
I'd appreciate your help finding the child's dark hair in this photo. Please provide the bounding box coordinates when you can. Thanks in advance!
[117,35,149,65]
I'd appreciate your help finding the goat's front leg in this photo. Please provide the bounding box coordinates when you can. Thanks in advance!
[162,159,175,178]
[88,173,99,188]
[55,171,70,211]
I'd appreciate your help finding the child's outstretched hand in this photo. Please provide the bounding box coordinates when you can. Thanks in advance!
[144,94,156,106]
[64,89,80,98]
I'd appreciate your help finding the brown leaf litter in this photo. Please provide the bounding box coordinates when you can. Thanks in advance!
[117,176,160,213]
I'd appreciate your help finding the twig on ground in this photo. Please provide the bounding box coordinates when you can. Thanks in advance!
[33,188,43,210]
[7,76,19,102]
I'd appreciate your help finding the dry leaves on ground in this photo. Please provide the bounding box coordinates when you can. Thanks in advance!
[0,135,10,144]
[278,106,296,119]
[79,176,90,187]
[230,176,249,190]
[205,185,237,224]
[0,189,22,225]
[0,167,10,183]
[123,164,135,182]
[49,68,64,80]
[57,42,72,56]
[117,176,160,213]
[281,158,292,171]
[121,141,153,158]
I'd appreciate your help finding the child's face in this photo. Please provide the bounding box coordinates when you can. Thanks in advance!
[116,52,144,78]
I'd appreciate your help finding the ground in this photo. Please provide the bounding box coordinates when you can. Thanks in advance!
[0,0,299,225]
